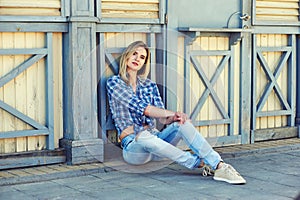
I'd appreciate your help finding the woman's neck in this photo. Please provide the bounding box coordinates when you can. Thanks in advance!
[127,71,137,92]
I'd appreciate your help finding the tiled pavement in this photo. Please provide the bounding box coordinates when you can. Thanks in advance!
[1,138,300,186]
[0,138,300,200]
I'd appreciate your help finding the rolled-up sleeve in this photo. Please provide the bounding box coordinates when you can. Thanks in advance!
[152,83,165,109]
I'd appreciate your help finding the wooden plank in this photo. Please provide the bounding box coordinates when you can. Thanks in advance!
[258,34,267,129]
[3,33,17,153]
[217,36,228,137]
[256,0,299,2]
[267,34,275,128]
[0,130,49,139]
[0,0,61,8]
[256,15,299,21]
[0,149,65,170]
[199,36,209,137]
[0,101,46,130]
[281,35,288,126]
[256,8,299,16]
[102,2,158,11]
[274,34,283,127]
[0,23,68,32]
[256,1,299,8]
[0,54,46,88]
[0,8,60,16]
[0,49,48,55]
[36,32,47,150]
[0,33,4,153]
[102,0,159,3]
[254,126,298,142]
[233,42,240,136]
[14,33,27,152]
[26,32,39,151]
[101,11,158,19]
[52,33,63,149]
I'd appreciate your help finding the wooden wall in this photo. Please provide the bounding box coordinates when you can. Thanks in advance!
[0,0,61,16]
[176,36,240,140]
[255,34,289,129]
[100,0,159,19]
[255,0,299,21]
[0,32,63,154]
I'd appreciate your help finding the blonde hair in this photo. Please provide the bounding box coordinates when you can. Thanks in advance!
[119,41,150,84]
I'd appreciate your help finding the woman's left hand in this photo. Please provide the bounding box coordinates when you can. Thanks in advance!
[173,112,189,124]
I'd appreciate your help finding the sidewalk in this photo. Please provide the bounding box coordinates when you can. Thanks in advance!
[1,138,300,200]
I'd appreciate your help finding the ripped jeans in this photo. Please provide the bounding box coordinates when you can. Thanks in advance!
[122,121,222,169]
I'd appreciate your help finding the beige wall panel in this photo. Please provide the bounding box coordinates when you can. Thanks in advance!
[176,36,239,139]
[256,0,299,21]
[0,32,63,153]
[255,34,289,129]
[2,33,17,153]
[233,43,240,136]
[0,0,61,16]
[101,0,159,19]
[198,37,210,137]
[14,33,28,152]
[53,33,63,149]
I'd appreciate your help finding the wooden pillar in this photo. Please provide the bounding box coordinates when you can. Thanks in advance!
[296,36,300,127]
[60,0,104,164]
[240,0,252,144]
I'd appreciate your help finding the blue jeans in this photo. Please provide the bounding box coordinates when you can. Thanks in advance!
[122,121,222,169]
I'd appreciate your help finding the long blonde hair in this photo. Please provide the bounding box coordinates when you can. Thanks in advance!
[119,41,150,84]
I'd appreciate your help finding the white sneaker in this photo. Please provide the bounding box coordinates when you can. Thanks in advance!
[213,163,246,184]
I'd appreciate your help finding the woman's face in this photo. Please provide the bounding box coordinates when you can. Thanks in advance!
[126,46,147,73]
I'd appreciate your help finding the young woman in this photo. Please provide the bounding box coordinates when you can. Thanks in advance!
[106,41,246,184]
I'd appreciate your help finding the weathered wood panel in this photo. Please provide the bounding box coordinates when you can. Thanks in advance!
[0,32,63,154]
[101,0,159,19]
[0,0,61,16]
[177,36,240,140]
[256,0,299,21]
[255,34,289,129]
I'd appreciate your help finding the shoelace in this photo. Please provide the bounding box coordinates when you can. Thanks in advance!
[223,164,242,177]
[201,165,214,177]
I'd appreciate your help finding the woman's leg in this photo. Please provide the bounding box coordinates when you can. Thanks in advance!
[175,121,222,169]
[123,129,200,169]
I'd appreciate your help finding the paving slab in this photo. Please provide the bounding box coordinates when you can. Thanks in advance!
[0,138,300,200]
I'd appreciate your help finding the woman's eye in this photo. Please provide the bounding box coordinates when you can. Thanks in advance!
[133,52,137,55]
[140,56,145,60]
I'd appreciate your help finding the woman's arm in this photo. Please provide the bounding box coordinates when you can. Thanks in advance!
[143,105,189,125]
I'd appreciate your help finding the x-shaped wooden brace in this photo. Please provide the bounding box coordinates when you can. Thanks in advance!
[256,50,291,113]
[189,54,230,121]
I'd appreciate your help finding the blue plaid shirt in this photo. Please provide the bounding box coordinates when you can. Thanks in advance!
[106,75,165,136]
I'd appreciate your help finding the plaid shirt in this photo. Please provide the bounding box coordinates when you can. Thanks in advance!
[106,75,165,136]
